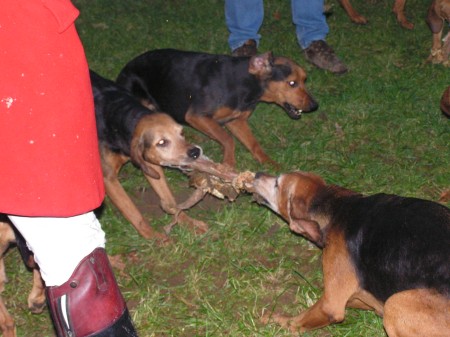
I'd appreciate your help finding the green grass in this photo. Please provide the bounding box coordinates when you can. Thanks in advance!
[3,0,449,336]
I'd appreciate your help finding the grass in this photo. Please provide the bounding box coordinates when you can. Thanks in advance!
[3,0,449,336]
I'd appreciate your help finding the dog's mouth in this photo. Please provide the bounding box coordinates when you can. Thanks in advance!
[252,192,269,206]
[178,156,238,182]
[283,103,302,120]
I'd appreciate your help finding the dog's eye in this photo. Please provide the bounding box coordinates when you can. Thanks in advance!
[288,80,297,88]
[157,139,168,147]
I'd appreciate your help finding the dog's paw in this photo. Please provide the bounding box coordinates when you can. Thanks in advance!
[350,14,368,25]
[261,311,290,328]
[176,212,209,235]
[28,299,46,314]
[141,227,172,246]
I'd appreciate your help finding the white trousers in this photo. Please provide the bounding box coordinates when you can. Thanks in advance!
[8,212,106,287]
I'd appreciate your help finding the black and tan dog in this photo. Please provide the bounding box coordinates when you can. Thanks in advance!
[249,171,450,336]
[116,49,318,168]
[91,70,234,242]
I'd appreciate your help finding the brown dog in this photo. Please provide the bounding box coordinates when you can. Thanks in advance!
[117,49,318,169]
[0,218,45,337]
[426,0,450,65]
[250,171,450,336]
[338,0,413,29]
[91,71,234,242]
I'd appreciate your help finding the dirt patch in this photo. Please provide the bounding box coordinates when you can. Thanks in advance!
[132,185,229,220]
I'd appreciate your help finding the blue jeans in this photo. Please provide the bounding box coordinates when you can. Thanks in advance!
[225,0,329,50]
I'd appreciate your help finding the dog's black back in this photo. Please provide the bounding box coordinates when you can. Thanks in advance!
[90,70,159,156]
[315,191,450,302]
[116,49,292,124]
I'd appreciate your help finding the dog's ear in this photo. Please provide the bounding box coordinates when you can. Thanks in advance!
[288,196,324,247]
[130,134,160,179]
[426,0,443,33]
[248,52,274,76]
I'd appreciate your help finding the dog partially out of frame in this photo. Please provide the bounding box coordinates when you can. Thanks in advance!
[426,0,450,65]
[91,70,231,242]
[116,49,318,169]
[0,218,45,337]
[337,0,413,29]
[250,171,449,337]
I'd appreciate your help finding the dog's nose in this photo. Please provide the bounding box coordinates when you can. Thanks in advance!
[187,146,201,159]
[308,97,319,112]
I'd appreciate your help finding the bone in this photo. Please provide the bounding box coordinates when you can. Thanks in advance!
[183,156,239,182]
[185,169,256,203]
[177,158,256,218]
[177,188,207,210]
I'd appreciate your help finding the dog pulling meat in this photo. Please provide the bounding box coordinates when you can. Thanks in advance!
[246,171,450,337]
[91,70,238,242]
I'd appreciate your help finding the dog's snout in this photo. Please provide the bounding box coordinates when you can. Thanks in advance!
[188,146,201,159]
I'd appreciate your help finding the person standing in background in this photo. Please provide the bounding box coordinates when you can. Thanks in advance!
[0,0,138,336]
[225,0,348,74]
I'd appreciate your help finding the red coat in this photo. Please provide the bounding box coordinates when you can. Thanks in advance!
[0,0,105,217]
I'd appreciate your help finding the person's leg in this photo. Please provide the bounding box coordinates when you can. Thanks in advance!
[9,212,138,337]
[292,0,329,49]
[291,0,348,74]
[225,0,263,55]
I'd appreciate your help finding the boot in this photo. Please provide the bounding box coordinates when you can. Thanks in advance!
[232,39,258,57]
[304,40,348,74]
[46,248,138,337]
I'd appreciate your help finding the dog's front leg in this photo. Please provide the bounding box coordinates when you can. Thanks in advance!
[226,115,279,168]
[393,0,413,29]
[104,176,169,241]
[262,231,359,332]
[144,165,209,234]
[442,32,450,62]
[337,0,368,24]
[185,111,236,168]
[101,150,169,242]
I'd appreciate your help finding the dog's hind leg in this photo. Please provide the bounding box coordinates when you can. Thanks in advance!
[0,221,15,337]
[383,289,450,337]
[27,268,46,314]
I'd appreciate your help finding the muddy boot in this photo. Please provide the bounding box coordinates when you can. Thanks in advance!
[46,248,138,337]
[232,39,258,57]
[304,40,348,74]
